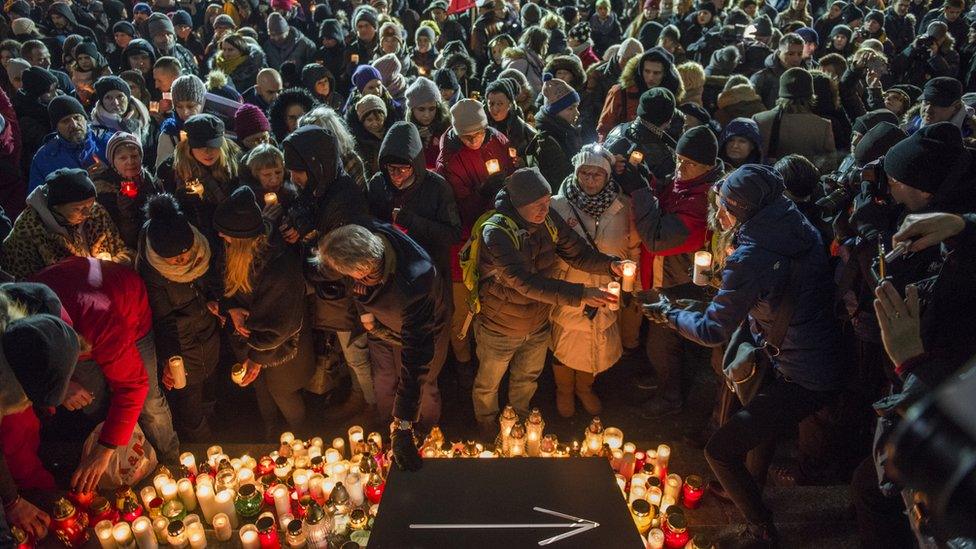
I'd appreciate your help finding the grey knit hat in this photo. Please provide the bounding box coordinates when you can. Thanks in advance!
[171,74,206,104]
[506,167,551,207]
[405,77,440,110]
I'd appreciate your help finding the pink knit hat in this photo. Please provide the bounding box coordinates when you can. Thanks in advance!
[234,104,271,140]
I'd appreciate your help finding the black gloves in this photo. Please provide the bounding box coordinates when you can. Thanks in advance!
[391,428,423,472]
[642,295,673,324]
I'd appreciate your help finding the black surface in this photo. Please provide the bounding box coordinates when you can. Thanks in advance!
[368,457,645,549]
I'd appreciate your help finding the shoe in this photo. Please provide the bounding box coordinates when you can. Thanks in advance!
[552,363,576,418]
[640,396,681,419]
[707,480,732,502]
[574,371,602,416]
[635,372,658,390]
[323,387,367,421]
[477,420,497,443]
[715,524,780,549]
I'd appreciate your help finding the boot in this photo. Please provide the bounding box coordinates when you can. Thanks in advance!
[715,523,779,549]
[552,363,576,418]
[574,371,602,416]
[323,386,367,421]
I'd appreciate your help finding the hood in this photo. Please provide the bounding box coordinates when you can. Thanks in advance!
[720,117,764,154]
[378,121,426,187]
[319,19,345,43]
[48,2,80,28]
[621,47,683,99]
[544,55,586,92]
[281,125,339,199]
[442,51,476,80]
[26,185,70,237]
[706,45,739,77]
[738,196,818,258]
[123,39,157,64]
[717,84,762,109]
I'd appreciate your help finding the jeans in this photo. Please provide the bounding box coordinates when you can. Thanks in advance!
[472,320,550,424]
[337,330,375,405]
[367,328,448,430]
[704,375,832,527]
[74,332,180,461]
[450,282,473,363]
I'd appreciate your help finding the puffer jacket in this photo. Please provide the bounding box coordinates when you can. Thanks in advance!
[670,196,846,392]
[262,28,317,70]
[597,47,684,141]
[715,84,767,128]
[477,188,617,338]
[487,106,537,158]
[28,128,115,192]
[93,167,162,249]
[3,185,130,280]
[749,52,791,109]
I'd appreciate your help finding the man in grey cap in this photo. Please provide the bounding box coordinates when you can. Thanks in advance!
[146,12,198,74]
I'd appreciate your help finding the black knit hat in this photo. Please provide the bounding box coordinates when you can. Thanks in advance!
[433,67,459,91]
[921,77,963,108]
[21,66,58,97]
[841,3,864,23]
[93,75,131,107]
[752,14,773,37]
[184,114,225,148]
[3,314,79,408]
[852,108,898,135]
[48,95,88,127]
[883,122,963,194]
[779,68,813,101]
[485,77,517,102]
[145,193,195,258]
[113,20,136,36]
[45,168,96,207]
[853,122,906,167]
[864,9,884,26]
[172,9,193,27]
[637,88,675,126]
[676,126,718,166]
[213,186,265,238]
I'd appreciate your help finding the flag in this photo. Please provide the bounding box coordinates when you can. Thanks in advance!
[447,0,476,14]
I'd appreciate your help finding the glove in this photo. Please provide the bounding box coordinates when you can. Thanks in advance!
[391,428,423,472]
[641,295,673,324]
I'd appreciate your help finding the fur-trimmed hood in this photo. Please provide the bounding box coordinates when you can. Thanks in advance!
[717,84,763,109]
[620,47,684,101]
[544,54,587,92]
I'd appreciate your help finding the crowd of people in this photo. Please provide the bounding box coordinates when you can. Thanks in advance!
[1,0,975,546]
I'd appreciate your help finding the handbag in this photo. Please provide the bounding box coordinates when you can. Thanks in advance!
[722,259,802,405]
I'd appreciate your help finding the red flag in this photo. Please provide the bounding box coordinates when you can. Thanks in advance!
[447,0,476,14]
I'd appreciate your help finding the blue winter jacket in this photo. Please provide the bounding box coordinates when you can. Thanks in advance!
[669,196,847,392]
[28,127,114,192]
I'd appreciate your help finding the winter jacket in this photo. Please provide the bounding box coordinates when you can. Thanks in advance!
[156,43,199,76]
[477,188,617,338]
[242,86,272,113]
[263,28,317,71]
[487,107,537,158]
[0,90,23,219]
[891,40,960,89]
[436,127,516,281]
[918,9,967,49]
[715,84,767,128]
[577,46,601,70]
[753,108,836,162]
[28,127,115,192]
[3,186,130,280]
[604,119,678,184]
[719,117,766,168]
[501,47,546,95]
[669,196,846,392]
[12,91,50,181]
[750,52,791,109]
[30,257,151,447]
[597,48,683,141]
[92,167,162,249]
[589,13,623,57]
[884,8,917,51]
[550,188,640,374]
[530,110,582,189]
[210,44,266,91]
[367,122,462,278]
[156,156,238,246]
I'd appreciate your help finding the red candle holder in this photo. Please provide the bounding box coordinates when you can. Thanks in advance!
[634,451,646,474]
[66,490,95,511]
[262,475,279,507]
[681,475,704,509]
[663,512,690,548]
[120,181,138,199]
[11,526,33,549]
[364,473,385,504]
[89,497,119,524]
[256,456,275,477]
[120,498,144,523]
[52,498,90,549]
[256,516,280,549]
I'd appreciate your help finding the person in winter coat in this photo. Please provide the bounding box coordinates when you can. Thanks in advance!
[316,19,348,91]
[214,186,315,437]
[301,64,344,111]
[155,75,206,169]
[67,41,111,109]
[145,13,199,76]
[715,80,768,127]
[43,2,98,57]
[244,69,285,113]
[719,117,765,168]
[481,34,515,90]
[13,68,59,189]
[568,22,601,70]
[917,0,967,48]
[597,47,684,141]
[405,77,451,170]
[472,167,623,433]
[811,70,853,152]
[677,2,718,49]
[750,33,806,108]
[136,193,220,442]
[590,0,624,56]
[268,87,318,143]
[412,25,439,78]
[296,106,369,187]
[90,76,152,145]
[884,0,917,51]
[92,133,161,249]
[343,65,403,133]
[28,96,114,193]
[485,78,537,159]
[752,68,836,163]
[550,145,640,417]
[263,13,317,70]
[633,127,724,418]
[32,255,181,484]
[891,21,960,88]
[211,32,266,91]
[604,88,679,190]
[501,26,549,96]
[436,98,516,374]
[351,95,387,178]
[642,164,845,548]
[345,5,381,76]
[172,10,205,63]
[438,41,480,100]
[532,77,583,190]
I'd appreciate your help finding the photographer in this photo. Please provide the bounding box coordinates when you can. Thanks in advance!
[891,21,959,88]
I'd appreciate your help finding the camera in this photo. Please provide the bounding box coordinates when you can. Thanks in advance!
[816,158,889,216]
[284,197,316,237]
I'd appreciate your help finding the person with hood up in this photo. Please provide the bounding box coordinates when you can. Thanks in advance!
[501,26,550,96]
[122,39,158,99]
[750,33,806,108]
[642,165,845,548]
[433,67,461,108]
[597,46,684,142]
[412,25,439,78]
[531,76,583,190]
[263,12,317,70]
[44,2,98,53]
[438,40,479,100]
[210,31,266,91]
[678,2,719,49]
[315,18,347,90]
[549,144,640,417]
[90,76,151,144]
[373,53,408,104]
[268,87,317,143]
[28,95,114,193]
[135,193,220,442]
[13,68,60,178]
[92,132,160,249]
[719,117,765,168]
[405,77,451,170]
[301,63,344,110]
[604,88,679,190]
[590,0,624,56]
[146,13,198,76]
[485,77,537,160]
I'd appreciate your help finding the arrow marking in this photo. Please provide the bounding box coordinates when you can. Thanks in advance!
[409,507,600,546]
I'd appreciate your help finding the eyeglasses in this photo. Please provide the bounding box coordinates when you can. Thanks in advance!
[386,165,413,176]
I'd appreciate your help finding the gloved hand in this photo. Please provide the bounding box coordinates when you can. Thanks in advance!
[391,428,423,472]
[642,295,673,324]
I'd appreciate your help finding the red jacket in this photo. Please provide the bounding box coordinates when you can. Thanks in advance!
[578,47,601,70]
[31,258,151,448]
[436,127,516,281]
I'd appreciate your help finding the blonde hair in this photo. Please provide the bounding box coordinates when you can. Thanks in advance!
[173,137,242,186]
[245,143,284,175]
[223,234,268,297]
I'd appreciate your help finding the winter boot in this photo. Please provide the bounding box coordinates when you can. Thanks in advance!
[552,362,576,418]
[574,371,602,416]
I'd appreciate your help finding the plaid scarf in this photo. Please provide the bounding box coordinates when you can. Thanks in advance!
[566,178,619,219]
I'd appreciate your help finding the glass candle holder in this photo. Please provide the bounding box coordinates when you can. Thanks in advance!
[90,497,119,524]
[347,426,365,455]
[139,487,158,510]
[151,518,168,544]
[211,513,232,542]
[285,519,306,548]
[179,453,197,475]
[583,417,604,457]
[161,500,186,524]
[525,409,545,457]
[185,522,206,549]
[332,437,346,458]
[349,508,368,530]
[664,473,682,502]
[662,512,689,548]
[95,520,116,549]
[540,434,557,457]
[621,261,637,292]
[656,444,671,478]
[165,521,187,549]
[234,483,263,522]
[167,356,187,389]
[238,524,259,549]
[607,281,621,311]
[693,251,712,286]
[131,516,157,549]
[113,522,137,549]
[602,427,624,450]
[256,515,279,549]
[630,499,653,535]
[647,528,665,549]
[177,479,197,512]
[682,475,704,509]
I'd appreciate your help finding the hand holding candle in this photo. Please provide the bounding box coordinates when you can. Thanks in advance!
[618,260,637,292]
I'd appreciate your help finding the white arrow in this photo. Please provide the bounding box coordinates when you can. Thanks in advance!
[409,507,600,546]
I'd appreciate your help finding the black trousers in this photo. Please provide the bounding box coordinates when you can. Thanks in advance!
[850,456,916,549]
[704,375,833,526]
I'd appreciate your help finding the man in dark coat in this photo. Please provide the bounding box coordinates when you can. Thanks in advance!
[884,0,917,51]
[146,14,199,76]
[604,88,678,192]
[750,33,805,108]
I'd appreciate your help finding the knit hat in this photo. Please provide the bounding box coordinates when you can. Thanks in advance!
[883,122,964,194]
[213,14,236,30]
[21,66,57,96]
[171,74,207,105]
[795,26,819,45]
[573,143,613,177]
[676,126,717,166]
[145,193,195,258]
[48,96,87,127]
[113,20,136,36]
[405,77,440,110]
[434,67,460,92]
[697,2,717,17]
[415,25,437,45]
[301,63,330,93]
[213,186,265,238]
[355,94,387,120]
[680,101,714,126]
[521,2,542,26]
[485,77,518,102]
[93,76,131,107]
[373,53,405,96]
[106,131,142,163]
[133,2,152,14]
[148,12,175,38]
[926,20,948,40]
[267,12,289,35]
[752,14,773,37]
[506,167,551,208]
[569,21,590,43]
[184,114,225,148]
[8,0,30,18]
[352,64,383,93]
[234,104,271,140]
[637,88,675,126]
[852,108,898,135]
[11,18,35,36]
[778,67,813,101]
[841,3,863,23]
[618,37,644,64]
[541,74,580,116]
[379,21,402,43]
[352,4,378,29]
[6,59,30,82]
[719,165,785,222]
[450,98,488,135]
[3,314,79,408]
[921,77,962,108]
[46,168,96,206]
[172,9,193,27]
[853,122,906,167]
[864,9,884,26]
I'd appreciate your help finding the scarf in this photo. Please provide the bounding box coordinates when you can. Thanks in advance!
[145,225,212,283]
[566,177,619,219]
[215,52,247,76]
[92,101,148,137]
[571,40,594,56]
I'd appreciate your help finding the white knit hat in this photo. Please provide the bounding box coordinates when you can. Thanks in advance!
[618,38,644,64]
[573,143,613,177]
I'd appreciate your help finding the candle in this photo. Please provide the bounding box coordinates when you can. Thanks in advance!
[206,445,222,463]
[151,518,168,543]
[347,426,364,454]
[350,53,360,64]
[345,473,364,506]
[120,180,138,199]
[647,528,665,549]
[160,481,178,502]
[264,192,278,206]
[656,444,671,478]
[149,101,160,113]
[525,409,544,457]
[177,479,197,511]
[603,427,624,450]
[693,251,712,286]
[182,515,200,528]
[621,261,637,292]
[647,486,663,507]
[308,474,325,502]
[631,499,653,535]
[615,474,627,496]
[664,473,682,502]
[194,483,217,524]
[485,158,500,175]
[629,150,644,165]
[139,487,157,509]
[660,495,675,513]
[165,521,187,549]
[113,522,136,549]
[131,517,157,549]
[185,179,204,197]
[256,515,279,549]
[331,437,346,458]
[273,484,291,518]
[179,130,187,141]
[237,467,255,486]
[681,475,704,509]
[96,520,117,549]
[607,281,621,311]
[153,474,170,495]
[179,453,197,475]
[630,483,647,504]
[213,489,237,528]
[211,513,232,542]
[239,525,260,549]
[186,522,206,549]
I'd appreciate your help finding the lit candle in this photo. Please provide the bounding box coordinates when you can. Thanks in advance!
[607,281,621,311]
[273,485,291,518]
[237,467,255,486]
[664,473,682,502]
[525,409,544,457]
[603,427,624,450]
[331,438,346,458]
[185,179,204,197]
[213,489,237,528]
[629,483,647,504]
[194,483,217,524]
[308,474,325,503]
[206,445,222,464]
[231,363,247,386]
[647,486,663,507]
[132,517,157,549]
[177,479,197,511]
[616,474,627,497]
[647,528,665,549]
[629,150,644,165]
[681,475,704,509]
[166,356,187,389]
[621,261,637,292]
[186,522,206,549]
[166,521,188,549]
[693,251,712,286]
[656,444,671,478]
[350,53,360,64]
[347,426,364,454]
[139,487,158,509]
[293,470,309,496]
[291,441,306,458]
[261,192,278,207]
[239,525,260,549]
[508,147,517,159]
[211,513,232,542]
[160,481,178,502]
[660,495,675,513]
[179,130,187,142]
[96,520,117,549]
[485,158,500,175]
[345,473,364,506]
[113,522,137,549]
[153,474,170,495]
[151,518,169,543]
[179,453,197,475]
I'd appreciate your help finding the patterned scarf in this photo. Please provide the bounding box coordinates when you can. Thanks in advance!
[566,178,619,219]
